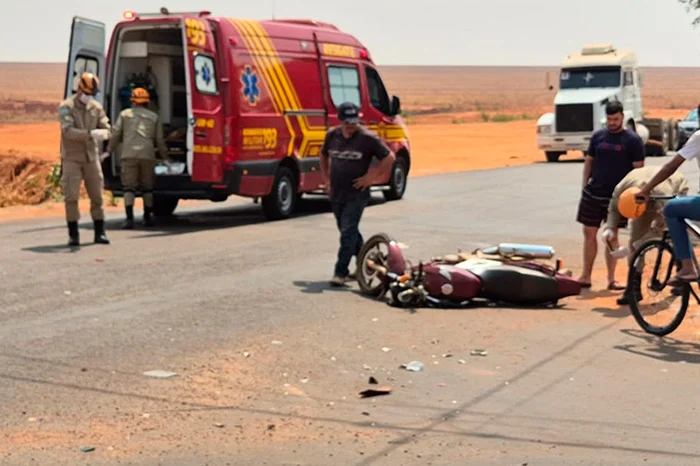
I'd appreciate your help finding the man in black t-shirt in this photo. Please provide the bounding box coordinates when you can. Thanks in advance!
[320,102,396,286]
[576,100,645,290]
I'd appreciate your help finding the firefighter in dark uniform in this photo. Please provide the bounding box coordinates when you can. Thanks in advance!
[58,72,111,246]
[107,88,169,228]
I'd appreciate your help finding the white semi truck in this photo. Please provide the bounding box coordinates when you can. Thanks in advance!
[536,43,678,162]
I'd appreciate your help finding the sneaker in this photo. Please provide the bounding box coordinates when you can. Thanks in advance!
[329,275,346,287]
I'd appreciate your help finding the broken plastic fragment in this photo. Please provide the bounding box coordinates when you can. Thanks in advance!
[471,349,488,356]
[143,370,177,379]
[400,361,424,372]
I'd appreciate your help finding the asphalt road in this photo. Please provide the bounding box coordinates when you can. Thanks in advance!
[3,155,700,465]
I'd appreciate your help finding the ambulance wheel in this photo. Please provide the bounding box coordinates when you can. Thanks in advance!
[383,156,408,201]
[262,166,297,220]
[152,196,179,217]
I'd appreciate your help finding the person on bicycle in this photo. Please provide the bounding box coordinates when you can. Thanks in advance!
[636,129,700,285]
[605,165,689,304]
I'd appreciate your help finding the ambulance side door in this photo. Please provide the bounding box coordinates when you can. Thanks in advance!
[182,15,225,183]
[64,17,106,105]
[361,64,396,142]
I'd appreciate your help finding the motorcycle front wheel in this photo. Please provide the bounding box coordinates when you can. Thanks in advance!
[356,233,394,297]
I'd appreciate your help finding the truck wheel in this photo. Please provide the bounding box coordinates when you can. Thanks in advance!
[152,196,179,217]
[383,156,408,201]
[545,151,561,162]
[262,166,297,220]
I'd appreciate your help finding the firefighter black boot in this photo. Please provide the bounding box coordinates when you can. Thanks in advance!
[142,207,154,227]
[122,206,134,230]
[94,220,110,244]
[67,221,79,247]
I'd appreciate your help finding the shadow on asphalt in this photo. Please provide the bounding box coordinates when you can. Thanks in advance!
[293,280,354,294]
[614,328,700,364]
[19,196,387,253]
[533,158,585,165]
[19,243,94,254]
[296,287,581,314]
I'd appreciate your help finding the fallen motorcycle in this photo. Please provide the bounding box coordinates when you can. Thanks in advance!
[356,233,582,308]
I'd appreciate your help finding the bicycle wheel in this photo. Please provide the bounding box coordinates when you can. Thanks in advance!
[627,239,690,336]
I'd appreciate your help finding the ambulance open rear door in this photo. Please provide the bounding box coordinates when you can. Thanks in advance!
[64,17,106,105]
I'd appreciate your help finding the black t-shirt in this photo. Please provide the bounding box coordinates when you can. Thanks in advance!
[320,126,391,202]
[585,128,645,197]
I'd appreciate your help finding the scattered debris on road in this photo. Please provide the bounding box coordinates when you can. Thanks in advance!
[400,361,424,372]
[359,386,392,398]
[79,446,95,453]
[368,377,378,385]
[143,370,177,379]
[471,349,488,356]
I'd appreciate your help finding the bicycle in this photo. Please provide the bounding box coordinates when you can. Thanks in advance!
[627,194,700,336]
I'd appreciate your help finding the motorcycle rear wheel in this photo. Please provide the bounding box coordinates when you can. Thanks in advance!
[357,233,394,297]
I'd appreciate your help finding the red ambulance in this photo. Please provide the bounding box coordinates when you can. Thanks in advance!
[64,10,411,219]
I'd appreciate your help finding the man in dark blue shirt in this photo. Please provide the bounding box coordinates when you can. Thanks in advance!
[576,100,645,289]
[320,102,396,287]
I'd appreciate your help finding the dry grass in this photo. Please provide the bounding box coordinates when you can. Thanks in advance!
[0,152,58,207]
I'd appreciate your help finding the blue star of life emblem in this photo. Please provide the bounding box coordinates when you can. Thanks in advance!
[241,65,260,105]
[201,62,212,85]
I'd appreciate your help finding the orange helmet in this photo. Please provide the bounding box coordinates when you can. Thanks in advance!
[618,187,647,219]
[78,72,100,95]
[130,87,150,104]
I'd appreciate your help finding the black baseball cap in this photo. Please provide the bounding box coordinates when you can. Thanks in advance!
[337,101,361,124]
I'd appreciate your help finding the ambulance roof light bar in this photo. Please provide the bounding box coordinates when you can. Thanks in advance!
[123,8,211,21]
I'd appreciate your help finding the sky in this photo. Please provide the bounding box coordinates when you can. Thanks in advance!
[4,0,700,66]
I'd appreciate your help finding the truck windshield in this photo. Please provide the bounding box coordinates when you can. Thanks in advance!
[559,67,621,89]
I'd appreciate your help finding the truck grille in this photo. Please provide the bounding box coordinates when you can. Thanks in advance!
[555,103,593,133]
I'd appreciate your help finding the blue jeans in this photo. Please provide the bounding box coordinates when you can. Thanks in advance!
[331,196,368,277]
[664,196,700,260]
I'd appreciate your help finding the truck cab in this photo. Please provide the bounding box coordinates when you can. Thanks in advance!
[536,43,649,162]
